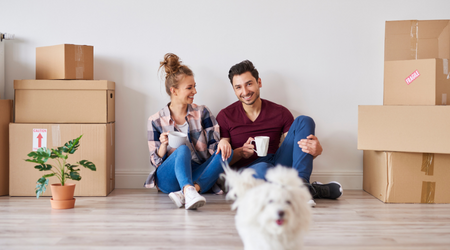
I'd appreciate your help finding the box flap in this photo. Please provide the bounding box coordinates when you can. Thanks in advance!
[14,80,115,90]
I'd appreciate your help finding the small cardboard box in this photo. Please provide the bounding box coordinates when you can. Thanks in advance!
[358,105,450,154]
[9,123,115,196]
[36,44,94,80]
[384,58,450,105]
[0,100,13,196]
[385,20,450,61]
[363,150,450,203]
[14,80,115,123]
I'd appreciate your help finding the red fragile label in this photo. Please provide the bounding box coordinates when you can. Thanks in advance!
[405,70,420,85]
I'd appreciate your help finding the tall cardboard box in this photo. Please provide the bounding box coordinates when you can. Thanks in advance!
[384,59,450,105]
[363,150,450,203]
[14,80,115,123]
[36,44,94,80]
[9,123,115,196]
[358,105,450,154]
[385,20,450,61]
[0,100,13,196]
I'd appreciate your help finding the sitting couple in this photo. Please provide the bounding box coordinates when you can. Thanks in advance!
[144,53,342,210]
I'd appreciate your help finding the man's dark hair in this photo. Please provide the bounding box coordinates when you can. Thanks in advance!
[228,60,259,84]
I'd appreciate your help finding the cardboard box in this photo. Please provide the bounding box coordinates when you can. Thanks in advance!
[363,150,450,203]
[36,44,94,80]
[384,58,450,105]
[358,105,450,154]
[385,20,450,61]
[9,123,115,196]
[14,80,115,123]
[0,100,13,196]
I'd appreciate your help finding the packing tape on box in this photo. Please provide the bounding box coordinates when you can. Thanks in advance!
[444,59,450,80]
[75,45,84,79]
[410,20,419,60]
[52,125,61,147]
[421,153,434,175]
[421,181,436,203]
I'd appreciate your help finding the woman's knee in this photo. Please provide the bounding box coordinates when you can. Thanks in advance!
[175,145,190,155]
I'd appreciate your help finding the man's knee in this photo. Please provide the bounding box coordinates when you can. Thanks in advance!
[294,115,315,127]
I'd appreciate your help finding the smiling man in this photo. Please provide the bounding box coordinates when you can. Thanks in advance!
[216,60,343,205]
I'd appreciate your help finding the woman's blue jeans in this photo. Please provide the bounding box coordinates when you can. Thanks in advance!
[246,115,315,182]
[155,145,233,194]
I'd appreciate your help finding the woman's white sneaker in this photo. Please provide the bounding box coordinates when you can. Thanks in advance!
[184,186,206,210]
[168,190,185,208]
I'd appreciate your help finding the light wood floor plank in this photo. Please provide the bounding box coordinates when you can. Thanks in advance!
[1,189,450,249]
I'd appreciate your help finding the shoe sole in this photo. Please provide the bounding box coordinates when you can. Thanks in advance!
[168,193,184,208]
[308,199,316,207]
[185,198,206,210]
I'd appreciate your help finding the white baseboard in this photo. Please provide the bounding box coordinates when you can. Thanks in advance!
[115,170,363,190]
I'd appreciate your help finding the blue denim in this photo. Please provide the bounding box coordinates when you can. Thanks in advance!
[246,116,315,182]
[155,145,233,194]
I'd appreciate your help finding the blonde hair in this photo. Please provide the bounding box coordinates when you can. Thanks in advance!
[159,53,193,96]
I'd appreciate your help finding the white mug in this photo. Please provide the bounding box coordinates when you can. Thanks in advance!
[168,131,187,148]
[251,136,270,157]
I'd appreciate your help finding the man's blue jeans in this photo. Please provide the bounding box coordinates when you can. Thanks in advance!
[155,145,233,194]
[246,116,315,182]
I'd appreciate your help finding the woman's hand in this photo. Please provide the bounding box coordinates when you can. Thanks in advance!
[216,138,232,161]
[157,132,169,158]
[159,132,169,146]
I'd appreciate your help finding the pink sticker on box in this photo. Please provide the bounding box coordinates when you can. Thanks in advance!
[405,70,420,85]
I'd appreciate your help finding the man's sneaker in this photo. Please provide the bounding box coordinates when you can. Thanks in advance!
[168,190,185,208]
[311,181,343,199]
[184,186,206,210]
[300,178,316,207]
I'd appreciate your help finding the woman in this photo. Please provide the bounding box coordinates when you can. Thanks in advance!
[145,53,233,210]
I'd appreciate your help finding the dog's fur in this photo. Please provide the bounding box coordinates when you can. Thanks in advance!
[221,165,312,250]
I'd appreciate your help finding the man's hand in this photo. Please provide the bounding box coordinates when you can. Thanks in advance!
[298,134,322,158]
[242,137,255,159]
[216,139,232,161]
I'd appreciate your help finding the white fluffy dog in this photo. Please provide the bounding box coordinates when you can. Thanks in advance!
[222,165,312,250]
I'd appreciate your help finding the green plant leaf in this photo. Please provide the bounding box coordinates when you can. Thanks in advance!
[43,173,56,178]
[78,160,96,171]
[51,148,67,160]
[66,164,80,172]
[34,164,53,171]
[62,135,82,154]
[26,148,51,163]
[69,171,81,181]
[35,177,49,199]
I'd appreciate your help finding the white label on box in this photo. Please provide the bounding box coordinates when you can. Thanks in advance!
[444,59,449,75]
[33,129,47,151]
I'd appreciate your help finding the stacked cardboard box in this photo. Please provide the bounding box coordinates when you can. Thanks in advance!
[0,100,13,196]
[10,44,116,197]
[358,20,450,203]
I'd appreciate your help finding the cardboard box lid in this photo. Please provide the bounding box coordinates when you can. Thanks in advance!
[385,20,450,61]
[358,105,450,154]
[14,80,115,90]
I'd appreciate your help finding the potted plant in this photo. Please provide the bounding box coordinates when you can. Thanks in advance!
[25,134,96,209]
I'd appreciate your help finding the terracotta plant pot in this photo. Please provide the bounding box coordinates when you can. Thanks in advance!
[50,198,76,209]
[50,183,76,209]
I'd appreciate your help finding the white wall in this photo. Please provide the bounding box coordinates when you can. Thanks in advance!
[2,0,450,190]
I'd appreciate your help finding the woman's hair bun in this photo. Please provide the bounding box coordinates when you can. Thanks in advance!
[160,53,181,78]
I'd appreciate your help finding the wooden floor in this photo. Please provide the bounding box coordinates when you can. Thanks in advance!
[1,189,450,250]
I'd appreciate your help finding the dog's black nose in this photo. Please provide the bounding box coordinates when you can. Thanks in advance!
[278,210,285,218]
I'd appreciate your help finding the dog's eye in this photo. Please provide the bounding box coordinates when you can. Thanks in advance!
[269,199,273,203]
[286,200,291,205]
